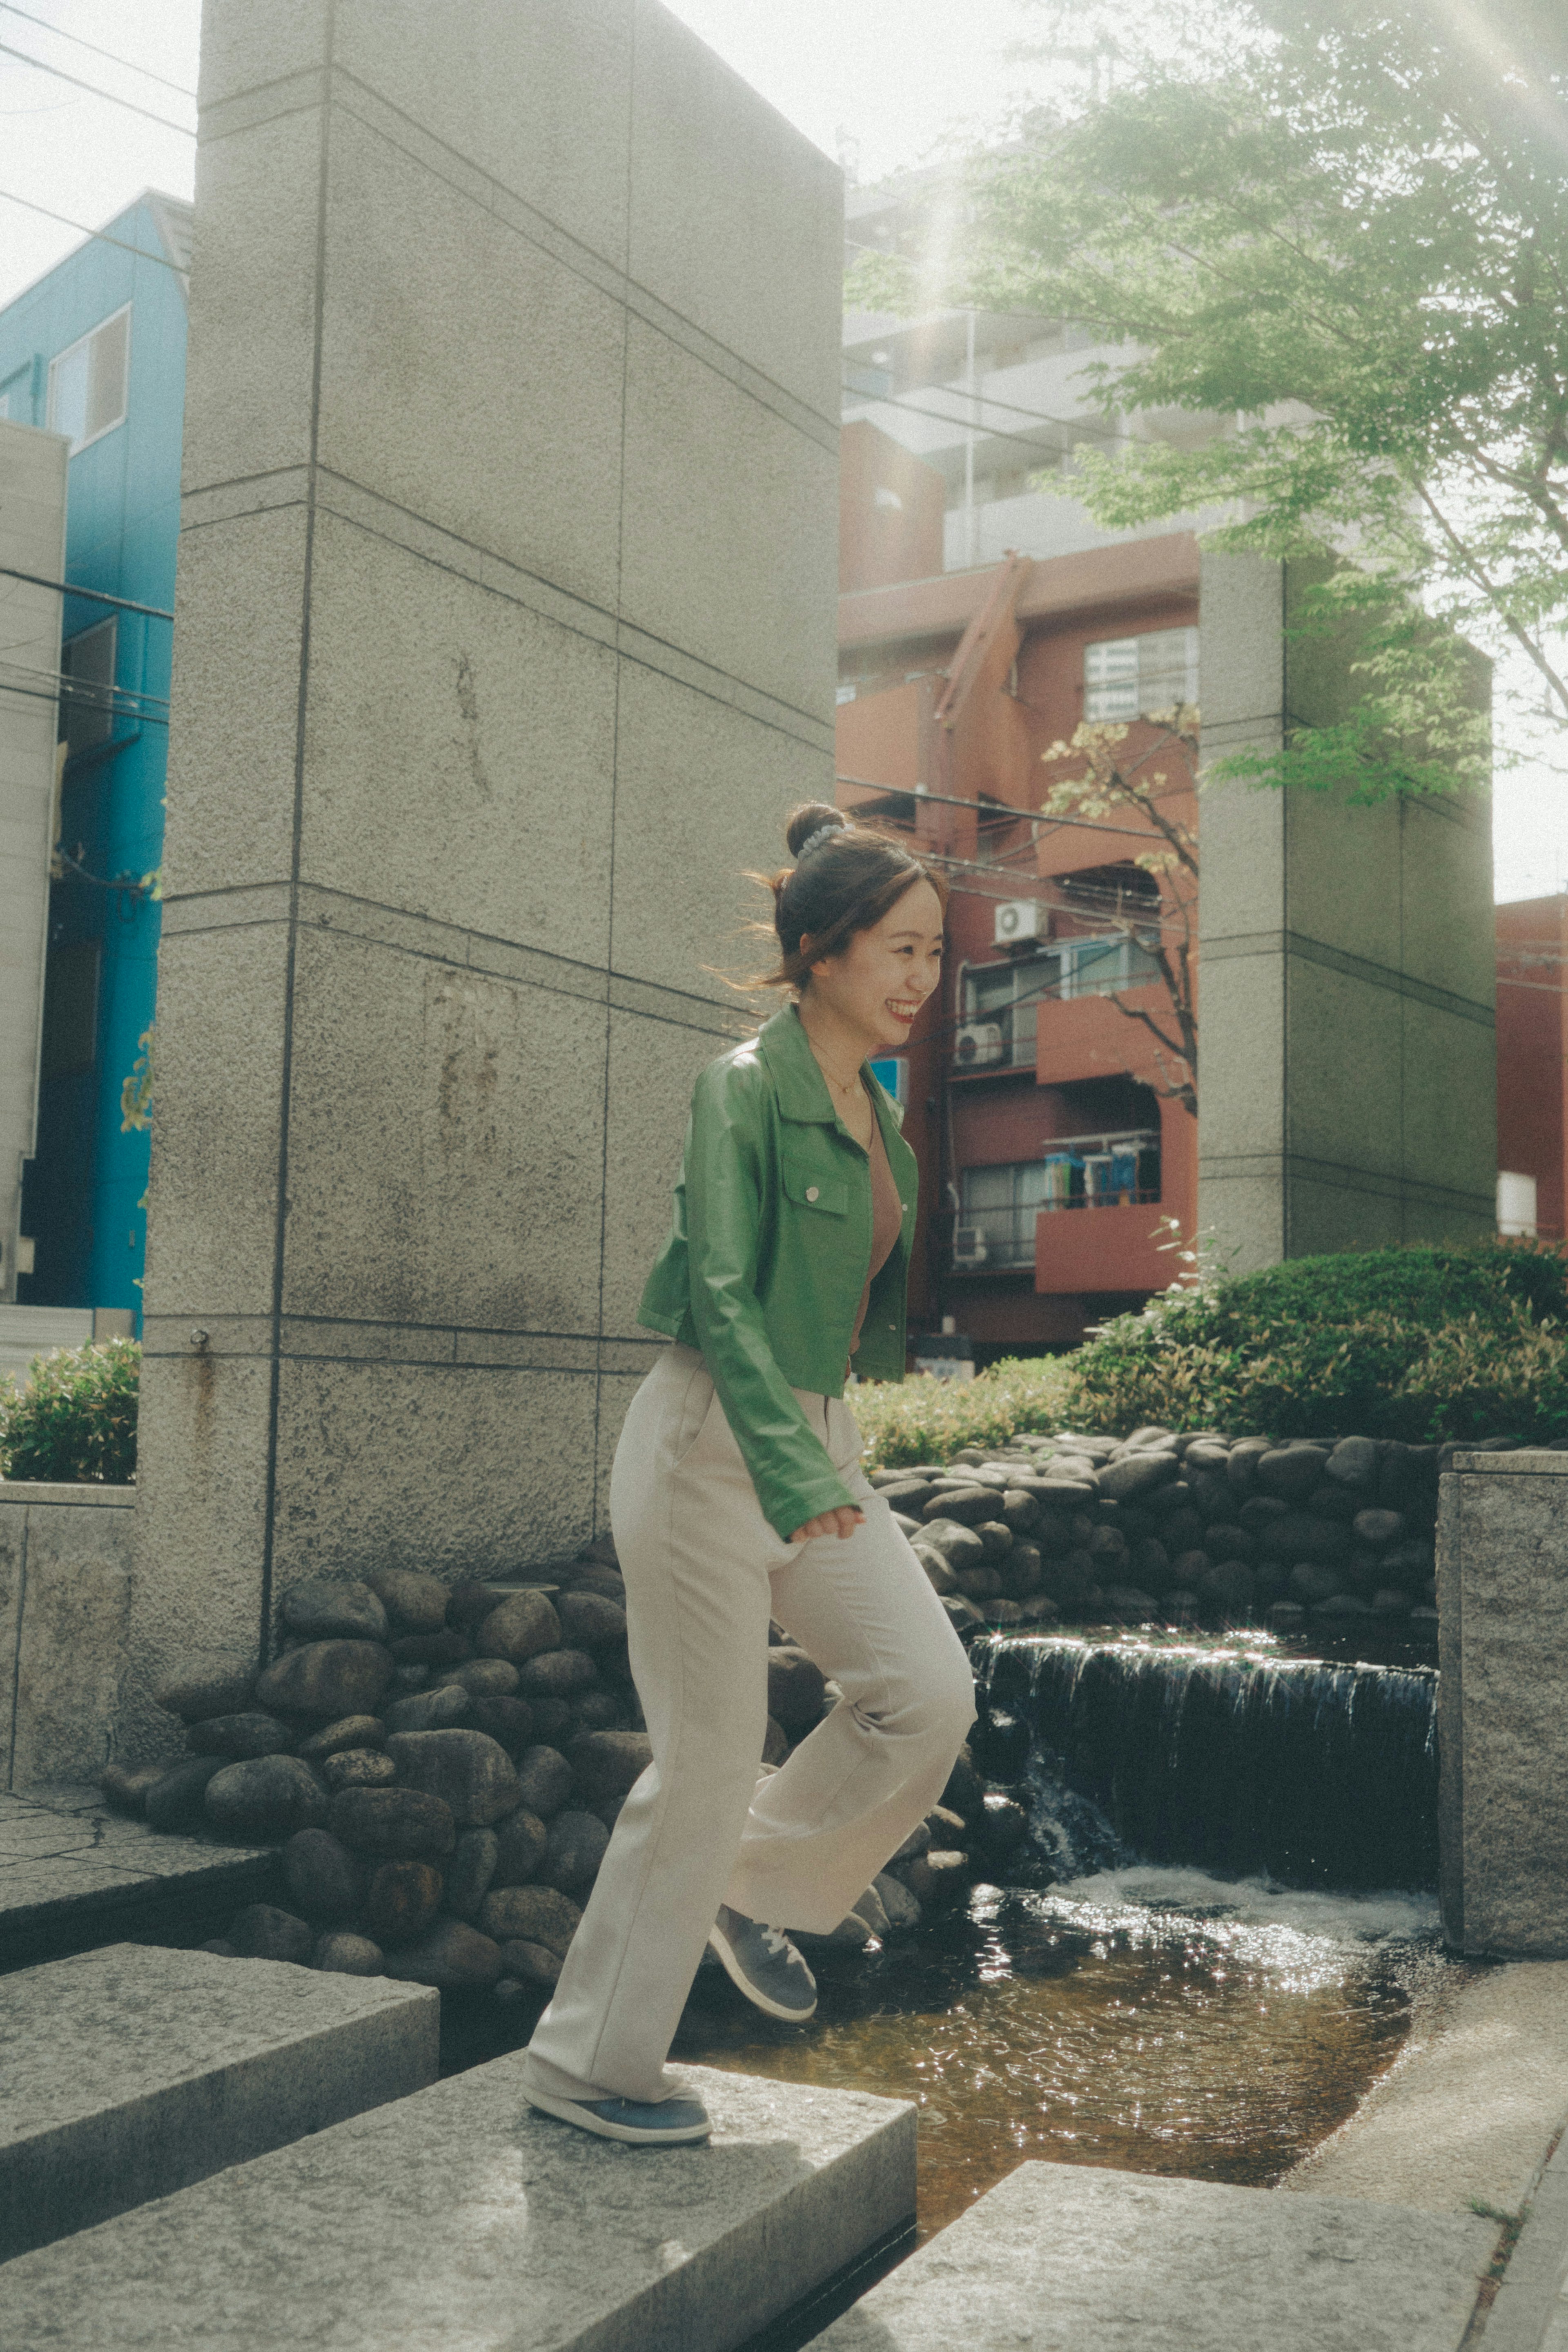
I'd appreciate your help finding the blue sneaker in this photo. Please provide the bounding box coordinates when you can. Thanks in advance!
[708,1904,817,2021]
[526,2087,712,2145]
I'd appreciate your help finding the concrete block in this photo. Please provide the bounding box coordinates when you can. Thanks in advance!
[0,2060,914,2350]
[315,108,629,612]
[1285,1959,1568,2218]
[599,1004,734,1337]
[1285,958,1405,1175]
[1482,2122,1568,2352]
[1398,1000,1497,1231]
[626,0,842,421]
[814,2161,1495,2352]
[297,514,619,960]
[608,658,829,1003]
[1439,1454,1568,1956]
[277,932,607,1331]
[0,1941,438,2261]
[8,1497,134,1788]
[619,317,839,720]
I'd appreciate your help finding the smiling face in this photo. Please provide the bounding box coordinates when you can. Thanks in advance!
[801,876,945,1057]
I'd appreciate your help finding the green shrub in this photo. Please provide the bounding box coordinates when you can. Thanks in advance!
[853,1355,1077,1467]
[1063,1241,1568,1444]
[0,1339,139,1484]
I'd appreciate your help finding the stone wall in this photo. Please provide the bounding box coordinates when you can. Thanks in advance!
[1,1482,133,1789]
[1438,1450,1568,1957]
[1198,551,1496,1271]
[128,0,840,1753]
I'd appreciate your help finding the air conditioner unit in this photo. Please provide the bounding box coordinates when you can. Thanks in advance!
[952,1224,989,1266]
[994,899,1048,949]
[955,1021,1004,1067]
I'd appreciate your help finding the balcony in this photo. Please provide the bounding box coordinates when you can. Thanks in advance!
[947,1127,1166,1288]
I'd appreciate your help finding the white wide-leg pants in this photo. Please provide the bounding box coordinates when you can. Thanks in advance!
[522,1342,976,2107]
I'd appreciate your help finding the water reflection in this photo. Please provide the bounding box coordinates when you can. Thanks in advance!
[674,1871,1448,2236]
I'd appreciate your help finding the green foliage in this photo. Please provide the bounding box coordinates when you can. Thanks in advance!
[853,1355,1078,1467]
[863,0,1568,797]
[0,1340,140,1485]
[1064,1243,1568,1442]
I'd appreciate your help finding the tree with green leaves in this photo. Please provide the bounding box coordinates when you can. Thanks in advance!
[858,0,1568,800]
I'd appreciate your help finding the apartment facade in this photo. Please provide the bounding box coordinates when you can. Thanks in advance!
[0,192,189,1318]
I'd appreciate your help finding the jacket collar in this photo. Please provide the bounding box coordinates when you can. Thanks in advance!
[756,1003,838,1124]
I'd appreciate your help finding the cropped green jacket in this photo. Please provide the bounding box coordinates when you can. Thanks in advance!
[637,1003,918,1541]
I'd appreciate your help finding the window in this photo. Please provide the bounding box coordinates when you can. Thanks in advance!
[39,940,101,1079]
[1084,625,1198,721]
[47,306,130,453]
[961,957,1057,1066]
[1059,933,1161,998]
[958,1162,1049,1268]
[59,618,118,758]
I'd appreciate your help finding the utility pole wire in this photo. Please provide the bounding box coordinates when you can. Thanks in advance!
[0,4,194,96]
[0,188,189,277]
[0,37,195,136]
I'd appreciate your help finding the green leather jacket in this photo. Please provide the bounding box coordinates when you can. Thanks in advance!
[638,1003,919,1540]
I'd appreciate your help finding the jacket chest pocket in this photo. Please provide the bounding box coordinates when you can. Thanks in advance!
[782,1157,849,1217]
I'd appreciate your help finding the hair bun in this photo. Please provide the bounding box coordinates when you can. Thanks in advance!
[785,802,847,859]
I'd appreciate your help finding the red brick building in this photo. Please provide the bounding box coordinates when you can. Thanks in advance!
[1496,896,1568,1244]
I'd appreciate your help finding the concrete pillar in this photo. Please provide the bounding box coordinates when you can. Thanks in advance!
[127,0,840,1746]
[0,419,66,1304]
[1438,1451,1568,1957]
[1197,551,1496,1273]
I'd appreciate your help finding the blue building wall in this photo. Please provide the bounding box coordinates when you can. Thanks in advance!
[0,195,187,1318]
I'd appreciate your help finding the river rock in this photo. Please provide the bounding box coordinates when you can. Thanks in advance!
[570,1691,624,1732]
[1198,1558,1256,1612]
[322,1747,396,1791]
[492,1808,549,1886]
[1256,1445,1332,1501]
[898,1850,969,1908]
[567,1730,653,1800]
[205,1756,328,1838]
[499,1938,563,1988]
[477,1590,562,1665]
[228,1903,314,1963]
[435,1659,520,1698]
[467,1696,535,1753]
[919,1521,987,1570]
[512,1745,575,1817]
[920,1487,998,1526]
[1203,1524,1255,1566]
[518,1648,598,1700]
[557,1592,628,1650]
[975,1521,1014,1562]
[99,1760,165,1817]
[1288,1561,1343,1605]
[481,1883,583,1954]
[768,1648,828,1732]
[974,1792,1030,1867]
[283,1827,366,1923]
[255,1641,394,1723]
[971,1709,1031,1780]
[279,1577,388,1644]
[297,1714,386,1761]
[1225,1437,1273,1496]
[154,1660,257,1723]
[444,1826,500,1920]
[144,1755,225,1831]
[1183,1440,1232,1472]
[1259,1512,1352,1565]
[387,1632,470,1673]
[1325,1435,1379,1491]
[329,1785,456,1859]
[1314,1592,1372,1616]
[1098,1452,1180,1504]
[384,1683,472,1734]
[186,1710,294,1761]
[874,1870,922,1930]
[1353,1507,1405,1548]
[365,1567,450,1633]
[313,1933,384,1975]
[540,1809,609,1895]
[385,1728,522,1827]
[445,1580,503,1630]
[941,1749,984,1826]
[365,1859,444,1945]
[383,1919,503,1990]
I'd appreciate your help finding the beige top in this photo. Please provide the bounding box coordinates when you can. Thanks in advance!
[850,1092,904,1354]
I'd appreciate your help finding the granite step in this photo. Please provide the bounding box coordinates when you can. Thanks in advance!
[0,2059,914,2352]
[813,2160,1501,2352]
[0,1942,438,2263]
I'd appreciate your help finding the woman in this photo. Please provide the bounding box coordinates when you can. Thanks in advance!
[522,803,977,2145]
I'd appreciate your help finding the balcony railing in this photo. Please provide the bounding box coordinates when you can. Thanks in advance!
[1038,1128,1161,1213]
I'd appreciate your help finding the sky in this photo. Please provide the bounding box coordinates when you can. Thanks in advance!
[0,0,1562,900]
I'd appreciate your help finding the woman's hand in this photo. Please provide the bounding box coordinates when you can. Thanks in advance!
[788,1505,865,1544]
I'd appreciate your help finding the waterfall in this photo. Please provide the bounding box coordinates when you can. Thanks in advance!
[975,1635,1439,1893]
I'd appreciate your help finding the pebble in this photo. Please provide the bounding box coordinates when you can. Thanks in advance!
[321,1747,397,1791]
[540,1809,609,1895]
[898,1849,970,1908]
[435,1659,520,1698]
[384,1728,523,1827]
[476,1590,562,1665]
[279,1577,388,1645]
[283,1827,366,1923]
[499,1938,563,1988]
[384,1684,472,1734]
[365,1859,445,1945]
[153,1661,257,1723]
[445,1580,504,1630]
[365,1567,450,1634]
[557,1592,628,1649]
[205,1755,328,1838]
[940,1750,984,1826]
[512,1745,575,1819]
[492,1808,549,1887]
[382,1919,503,1990]
[297,1714,387,1761]
[255,1640,394,1722]
[566,1730,653,1801]
[144,1755,225,1830]
[517,1648,598,1699]
[444,1826,501,1920]
[389,1629,471,1667]
[466,1696,535,1752]
[329,1785,457,1859]
[228,1902,314,1963]
[873,1870,922,1931]
[185,1711,294,1761]
[313,1932,385,1975]
[99,1760,165,1817]
[767,1647,828,1732]
[480,1882,583,1954]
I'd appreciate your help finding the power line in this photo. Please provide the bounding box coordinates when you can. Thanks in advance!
[843,373,1123,457]
[0,566,174,620]
[0,4,194,96]
[0,676,168,726]
[0,188,189,276]
[835,772,1178,843]
[0,36,194,136]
